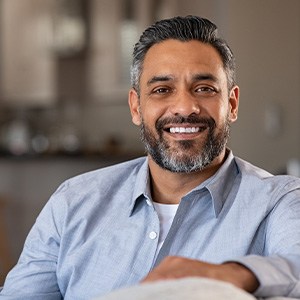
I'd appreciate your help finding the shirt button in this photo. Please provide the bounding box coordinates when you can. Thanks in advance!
[149,231,157,240]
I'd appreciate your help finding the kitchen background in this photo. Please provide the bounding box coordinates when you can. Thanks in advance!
[0,0,299,284]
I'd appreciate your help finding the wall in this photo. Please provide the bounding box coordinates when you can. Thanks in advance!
[176,0,300,173]
[82,0,300,174]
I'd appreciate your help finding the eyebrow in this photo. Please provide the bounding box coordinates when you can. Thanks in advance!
[147,75,174,86]
[146,73,219,87]
[192,73,219,83]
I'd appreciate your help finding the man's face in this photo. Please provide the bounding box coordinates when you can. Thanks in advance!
[129,39,239,173]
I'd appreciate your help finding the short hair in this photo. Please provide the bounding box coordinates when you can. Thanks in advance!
[130,15,236,95]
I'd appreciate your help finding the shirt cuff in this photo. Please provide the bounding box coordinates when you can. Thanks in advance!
[228,255,298,298]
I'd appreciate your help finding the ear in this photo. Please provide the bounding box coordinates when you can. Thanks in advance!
[228,85,239,123]
[128,88,142,126]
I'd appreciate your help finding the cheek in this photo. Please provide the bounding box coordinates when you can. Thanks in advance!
[215,98,231,117]
[205,104,230,128]
[140,103,165,127]
[217,110,230,126]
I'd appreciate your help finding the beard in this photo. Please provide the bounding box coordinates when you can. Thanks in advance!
[140,113,230,173]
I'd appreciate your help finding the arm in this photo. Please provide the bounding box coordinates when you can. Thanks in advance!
[142,256,259,293]
[233,190,300,298]
[143,188,300,298]
[0,193,63,299]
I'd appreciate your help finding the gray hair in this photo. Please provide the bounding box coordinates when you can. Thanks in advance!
[130,15,236,95]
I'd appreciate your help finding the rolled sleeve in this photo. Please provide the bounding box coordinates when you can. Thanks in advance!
[235,255,300,298]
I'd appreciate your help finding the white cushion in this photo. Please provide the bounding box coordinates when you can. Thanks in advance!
[95,277,256,300]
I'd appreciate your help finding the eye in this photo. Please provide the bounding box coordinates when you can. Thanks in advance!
[152,87,171,94]
[195,86,217,95]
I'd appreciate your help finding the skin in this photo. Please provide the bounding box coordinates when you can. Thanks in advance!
[128,39,259,293]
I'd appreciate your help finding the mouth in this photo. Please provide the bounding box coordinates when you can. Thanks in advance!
[164,125,208,134]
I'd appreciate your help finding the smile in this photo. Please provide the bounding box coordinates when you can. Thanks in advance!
[169,127,200,133]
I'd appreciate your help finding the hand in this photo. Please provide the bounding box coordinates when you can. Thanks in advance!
[142,256,259,293]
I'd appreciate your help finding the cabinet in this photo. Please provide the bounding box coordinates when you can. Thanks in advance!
[0,0,178,106]
[0,0,57,107]
[87,0,178,102]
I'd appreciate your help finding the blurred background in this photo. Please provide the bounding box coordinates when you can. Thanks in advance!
[0,0,299,284]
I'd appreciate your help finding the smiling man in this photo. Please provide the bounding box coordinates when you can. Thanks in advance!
[1,16,300,300]
[130,39,237,177]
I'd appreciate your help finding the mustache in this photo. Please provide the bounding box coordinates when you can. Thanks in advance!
[156,115,216,131]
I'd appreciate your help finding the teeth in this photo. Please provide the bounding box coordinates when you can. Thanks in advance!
[170,127,200,133]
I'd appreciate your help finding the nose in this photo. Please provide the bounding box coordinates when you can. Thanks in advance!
[169,90,200,116]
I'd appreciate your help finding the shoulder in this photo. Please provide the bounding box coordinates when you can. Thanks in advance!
[44,156,147,213]
[57,156,147,192]
[234,156,300,195]
[33,156,148,233]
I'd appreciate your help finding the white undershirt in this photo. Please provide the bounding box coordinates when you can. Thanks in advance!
[153,202,179,258]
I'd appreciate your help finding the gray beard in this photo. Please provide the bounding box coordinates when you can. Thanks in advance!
[140,115,230,173]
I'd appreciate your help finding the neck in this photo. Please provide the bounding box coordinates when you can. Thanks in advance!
[148,150,227,204]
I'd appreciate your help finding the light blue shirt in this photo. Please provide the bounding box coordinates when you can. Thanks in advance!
[1,151,300,299]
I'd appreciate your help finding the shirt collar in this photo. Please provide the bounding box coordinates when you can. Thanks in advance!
[129,157,151,216]
[191,149,239,217]
[129,150,239,217]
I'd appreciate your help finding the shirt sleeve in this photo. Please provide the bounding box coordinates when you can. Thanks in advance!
[232,188,300,298]
[0,189,64,299]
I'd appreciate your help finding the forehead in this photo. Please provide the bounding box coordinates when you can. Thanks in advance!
[141,39,226,83]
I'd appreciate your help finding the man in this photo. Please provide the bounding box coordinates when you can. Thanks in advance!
[1,15,300,300]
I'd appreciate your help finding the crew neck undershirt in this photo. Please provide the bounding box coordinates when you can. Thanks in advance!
[153,202,179,259]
